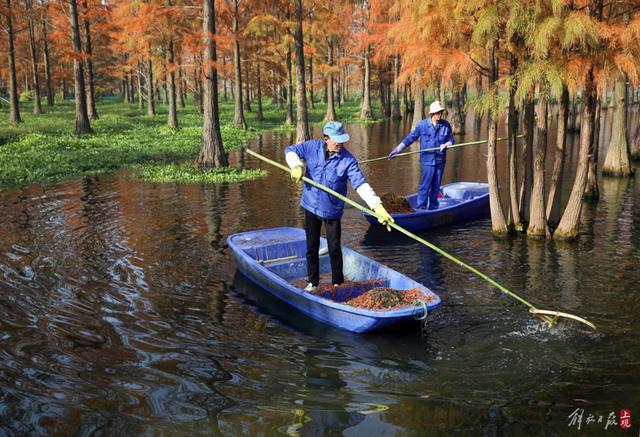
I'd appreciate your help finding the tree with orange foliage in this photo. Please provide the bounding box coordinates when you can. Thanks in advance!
[356,0,373,119]
[68,0,93,134]
[41,1,54,107]
[82,0,97,119]
[196,0,228,168]
[293,0,309,142]
[25,0,42,115]
[2,0,22,122]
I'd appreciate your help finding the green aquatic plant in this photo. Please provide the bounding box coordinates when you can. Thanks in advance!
[0,99,379,190]
[138,163,267,184]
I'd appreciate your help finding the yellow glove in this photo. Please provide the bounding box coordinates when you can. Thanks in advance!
[373,204,394,232]
[290,166,303,183]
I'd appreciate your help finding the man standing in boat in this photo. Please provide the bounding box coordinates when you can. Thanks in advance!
[285,121,394,292]
[388,100,454,210]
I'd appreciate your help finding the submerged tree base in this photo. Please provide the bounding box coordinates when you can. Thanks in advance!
[138,163,266,184]
[602,168,636,177]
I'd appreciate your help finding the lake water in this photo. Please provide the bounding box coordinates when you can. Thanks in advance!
[1,109,639,434]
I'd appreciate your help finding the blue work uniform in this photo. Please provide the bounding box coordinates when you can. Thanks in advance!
[285,139,369,286]
[401,119,454,209]
[285,140,368,219]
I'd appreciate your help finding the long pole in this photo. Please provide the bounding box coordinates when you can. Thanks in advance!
[245,148,596,331]
[358,136,521,165]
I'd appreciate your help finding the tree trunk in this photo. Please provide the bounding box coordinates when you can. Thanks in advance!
[451,88,465,134]
[602,77,632,176]
[379,77,388,118]
[554,69,596,241]
[631,122,640,160]
[167,37,178,128]
[122,76,128,101]
[340,55,347,105]
[286,44,293,125]
[41,13,54,107]
[162,54,168,104]
[308,55,314,109]
[411,73,424,130]
[507,52,521,230]
[82,0,98,119]
[526,90,548,239]
[243,58,252,112]
[519,98,534,225]
[232,0,247,128]
[294,0,310,143]
[474,73,482,134]
[360,45,373,119]
[222,56,228,101]
[324,39,336,122]
[128,70,135,103]
[486,39,508,236]
[146,55,156,115]
[196,0,228,168]
[70,0,92,134]
[27,0,42,115]
[403,83,411,115]
[6,0,21,123]
[137,61,144,109]
[585,98,600,199]
[256,62,264,121]
[178,64,185,108]
[568,96,580,133]
[546,85,569,229]
[197,56,203,114]
[391,54,401,119]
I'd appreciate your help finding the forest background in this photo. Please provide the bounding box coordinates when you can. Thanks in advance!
[2,0,640,242]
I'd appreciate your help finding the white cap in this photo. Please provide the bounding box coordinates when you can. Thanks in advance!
[429,100,445,114]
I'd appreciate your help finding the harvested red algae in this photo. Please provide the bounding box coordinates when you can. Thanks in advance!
[346,287,430,310]
[380,192,414,213]
[290,278,387,295]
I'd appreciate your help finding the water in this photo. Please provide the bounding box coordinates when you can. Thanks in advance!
[1,111,639,434]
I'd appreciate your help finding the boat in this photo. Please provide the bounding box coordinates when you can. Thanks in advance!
[227,227,441,333]
[362,182,490,232]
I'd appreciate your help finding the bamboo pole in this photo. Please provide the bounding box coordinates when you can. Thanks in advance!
[358,136,521,165]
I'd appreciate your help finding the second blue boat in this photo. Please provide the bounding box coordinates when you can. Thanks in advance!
[362,181,490,232]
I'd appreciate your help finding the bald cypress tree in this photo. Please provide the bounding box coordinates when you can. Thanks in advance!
[293,0,310,142]
[69,0,93,135]
[602,77,632,176]
[5,0,22,123]
[196,0,227,168]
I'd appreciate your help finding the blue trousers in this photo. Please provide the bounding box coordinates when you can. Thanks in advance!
[416,161,445,210]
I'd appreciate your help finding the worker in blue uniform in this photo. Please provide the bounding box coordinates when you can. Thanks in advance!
[388,100,454,210]
[285,121,393,292]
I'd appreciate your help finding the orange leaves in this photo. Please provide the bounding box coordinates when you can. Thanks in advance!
[613,52,640,85]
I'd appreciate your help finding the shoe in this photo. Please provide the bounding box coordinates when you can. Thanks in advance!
[304,283,318,292]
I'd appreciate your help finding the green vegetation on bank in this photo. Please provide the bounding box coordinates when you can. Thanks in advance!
[0,98,381,190]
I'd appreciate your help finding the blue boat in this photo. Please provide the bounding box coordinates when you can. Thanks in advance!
[227,227,441,333]
[362,182,490,232]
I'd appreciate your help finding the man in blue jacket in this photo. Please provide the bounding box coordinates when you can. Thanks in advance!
[285,121,393,292]
[388,100,454,210]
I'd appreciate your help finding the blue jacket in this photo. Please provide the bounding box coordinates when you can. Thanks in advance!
[401,119,454,166]
[285,140,367,219]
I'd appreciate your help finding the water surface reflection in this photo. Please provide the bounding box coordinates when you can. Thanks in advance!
[0,113,639,434]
